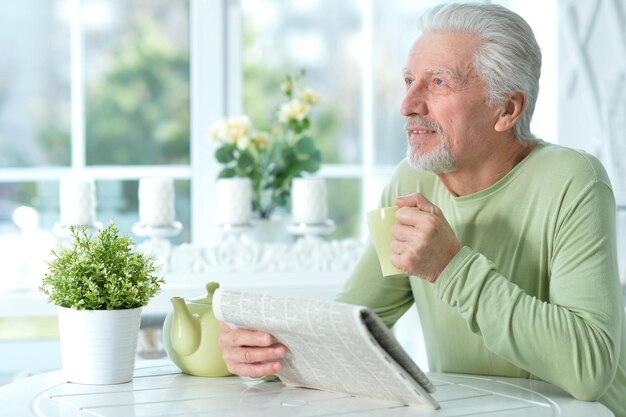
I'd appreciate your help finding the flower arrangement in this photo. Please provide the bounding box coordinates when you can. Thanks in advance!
[209,73,322,219]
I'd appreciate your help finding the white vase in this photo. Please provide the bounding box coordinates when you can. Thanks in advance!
[57,306,142,384]
[249,216,290,243]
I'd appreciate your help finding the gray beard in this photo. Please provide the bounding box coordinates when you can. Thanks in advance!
[405,120,456,174]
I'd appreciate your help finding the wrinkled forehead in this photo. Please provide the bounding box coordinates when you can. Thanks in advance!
[406,31,478,78]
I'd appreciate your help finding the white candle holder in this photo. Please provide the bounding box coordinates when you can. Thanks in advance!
[132,222,183,239]
[138,178,175,226]
[287,177,335,237]
[286,219,335,237]
[132,177,182,240]
[214,178,253,235]
[53,177,101,238]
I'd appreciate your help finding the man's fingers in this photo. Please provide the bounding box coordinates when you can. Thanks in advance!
[227,360,283,378]
[223,345,287,377]
[219,321,233,335]
[395,193,438,214]
[394,208,438,230]
[232,329,274,347]
[218,321,287,378]
[395,193,419,207]
[220,323,274,348]
[224,344,287,364]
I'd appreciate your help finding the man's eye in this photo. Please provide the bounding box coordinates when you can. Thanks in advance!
[404,78,414,86]
[433,77,445,86]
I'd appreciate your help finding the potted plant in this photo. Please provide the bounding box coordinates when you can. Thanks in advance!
[39,222,164,384]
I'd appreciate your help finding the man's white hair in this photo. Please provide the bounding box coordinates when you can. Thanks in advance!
[419,3,541,146]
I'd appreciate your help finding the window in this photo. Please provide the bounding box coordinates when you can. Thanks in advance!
[0,0,191,290]
[0,0,559,290]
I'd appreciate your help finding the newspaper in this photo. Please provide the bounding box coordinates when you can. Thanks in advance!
[213,289,439,409]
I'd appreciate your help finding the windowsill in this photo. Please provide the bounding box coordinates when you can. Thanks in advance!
[0,236,365,319]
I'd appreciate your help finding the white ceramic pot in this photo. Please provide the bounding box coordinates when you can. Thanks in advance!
[250,216,290,243]
[57,306,142,384]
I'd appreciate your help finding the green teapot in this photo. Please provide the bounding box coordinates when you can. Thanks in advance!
[162,281,231,376]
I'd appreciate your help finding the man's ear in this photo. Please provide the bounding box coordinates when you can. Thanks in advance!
[494,92,525,132]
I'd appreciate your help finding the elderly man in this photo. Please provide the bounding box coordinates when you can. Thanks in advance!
[219,4,626,415]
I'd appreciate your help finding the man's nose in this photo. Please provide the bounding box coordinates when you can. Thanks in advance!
[400,85,428,117]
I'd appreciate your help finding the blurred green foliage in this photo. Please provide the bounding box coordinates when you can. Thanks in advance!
[85,16,189,166]
[35,7,190,219]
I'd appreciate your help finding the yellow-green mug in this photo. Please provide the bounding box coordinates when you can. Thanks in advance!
[366,206,406,278]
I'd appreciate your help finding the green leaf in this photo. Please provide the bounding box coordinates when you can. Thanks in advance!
[300,158,322,173]
[215,145,235,163]
[237,150,255,170]
[235,167,251,177]
[294,136,315,154]
[218,168,237,178]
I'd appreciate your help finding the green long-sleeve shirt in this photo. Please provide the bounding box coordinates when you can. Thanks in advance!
[336,140,626,416]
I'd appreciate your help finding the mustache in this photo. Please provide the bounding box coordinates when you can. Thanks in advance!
[404,117,442,134]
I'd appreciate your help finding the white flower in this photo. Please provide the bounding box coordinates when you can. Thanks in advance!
[236,137,250,149]
[208,118,226,141]
[209,115,254,147]
[278,99,310,123]
[299,87,319,105]
[226,116,253,146]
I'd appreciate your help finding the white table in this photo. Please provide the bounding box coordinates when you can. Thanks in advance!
[0,359,613,417]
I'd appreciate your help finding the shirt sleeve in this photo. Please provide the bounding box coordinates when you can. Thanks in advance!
[335,238,414,328]
[433,180,623,401]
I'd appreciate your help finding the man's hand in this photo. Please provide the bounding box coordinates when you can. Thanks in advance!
[391,193,461,282]
[218,322,287,377]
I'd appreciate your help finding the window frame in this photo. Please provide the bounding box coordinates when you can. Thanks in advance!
[0,0,450,247]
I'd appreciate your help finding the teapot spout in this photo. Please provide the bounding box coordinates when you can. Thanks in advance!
[169,297,201,356]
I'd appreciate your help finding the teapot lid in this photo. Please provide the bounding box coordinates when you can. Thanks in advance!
[188,282,220,305]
